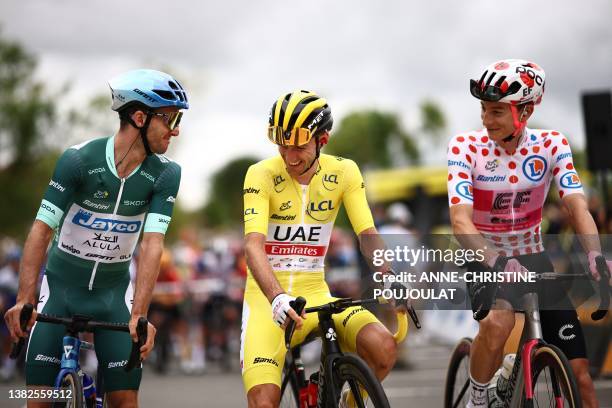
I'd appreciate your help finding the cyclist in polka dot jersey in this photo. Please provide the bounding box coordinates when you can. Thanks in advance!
[447,128,581,257]
[448,59,609,408]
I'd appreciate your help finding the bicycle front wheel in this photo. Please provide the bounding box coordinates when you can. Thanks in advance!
[279,360,300,407]
[331,354,390,408]
[52,371,84,408]
[524,344,582,408]
[444,337,472,408]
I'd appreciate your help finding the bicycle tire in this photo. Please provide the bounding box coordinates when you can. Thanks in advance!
[279,359,300,407]
[444,337,472,408]
[523,344,582,408]
[52,371,84,408]
[330,353,390,408]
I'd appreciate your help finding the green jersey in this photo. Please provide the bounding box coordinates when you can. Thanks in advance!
[36,136,180,289]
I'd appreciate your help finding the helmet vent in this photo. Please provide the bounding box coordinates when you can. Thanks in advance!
[153,89,175,101]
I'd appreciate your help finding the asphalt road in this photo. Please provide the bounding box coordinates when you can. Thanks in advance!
[1,343,611,407]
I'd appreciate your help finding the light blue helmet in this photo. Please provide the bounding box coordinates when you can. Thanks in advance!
[108,69,189,111]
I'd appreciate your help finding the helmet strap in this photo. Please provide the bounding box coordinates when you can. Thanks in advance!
[299,135,321,176]
[502,105,527,142]
[121,111,154,156]
[139,114,154,156]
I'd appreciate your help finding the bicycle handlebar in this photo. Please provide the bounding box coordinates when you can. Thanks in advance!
[284,296,419,349]
[9,303,33,359]
[592,256,611,321]
[284,297,306,350]
[475,265,611,322]
[9,304,148,372]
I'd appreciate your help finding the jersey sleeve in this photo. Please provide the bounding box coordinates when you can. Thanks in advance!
[342,159,375,235]
[36,148,83,229]
[447,134,475,206]
[549,133,584,199]
[145,162,181,234]
[243,164,271,235]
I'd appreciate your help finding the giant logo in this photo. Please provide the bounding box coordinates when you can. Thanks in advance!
[522,155,547,182]
[455,181,473,201]
[559,171,582,189]
[71,209,141,233]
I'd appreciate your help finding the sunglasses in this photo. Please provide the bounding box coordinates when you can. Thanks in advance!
[469,79,522,102]
[150,111,183,130]
[267,126,313,147]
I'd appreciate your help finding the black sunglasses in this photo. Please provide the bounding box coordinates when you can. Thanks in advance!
[470,79,522,102]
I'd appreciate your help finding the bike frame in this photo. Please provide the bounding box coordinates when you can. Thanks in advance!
[501,292,550,408]
[313,308,344,407]
[54,329,98,405]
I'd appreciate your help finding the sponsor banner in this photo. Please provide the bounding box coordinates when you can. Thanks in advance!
[57,203,144,263]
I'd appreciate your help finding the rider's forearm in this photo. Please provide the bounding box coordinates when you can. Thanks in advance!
[245,240,285,303]
[132,233,164,317]
[451,214,499,267]
[358,227,394,274]
[16,220,54,304]
[564,195,602,254]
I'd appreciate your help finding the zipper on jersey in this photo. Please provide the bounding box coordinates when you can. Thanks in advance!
[88,177,126,290]
[288,184,309,294]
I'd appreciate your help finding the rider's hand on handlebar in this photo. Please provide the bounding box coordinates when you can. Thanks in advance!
[272,293,304,329]
[381,270,411,313]
[488,255,529,282]
[4,302,37,342]
[587,251,612,284]
[129,315,156,360]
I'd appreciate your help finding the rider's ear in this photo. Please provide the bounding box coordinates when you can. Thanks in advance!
[131,110,147,127]
[318,131,330,146]
[520,104,534,121]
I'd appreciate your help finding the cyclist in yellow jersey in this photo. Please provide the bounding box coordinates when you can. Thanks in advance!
[242,90,400,407]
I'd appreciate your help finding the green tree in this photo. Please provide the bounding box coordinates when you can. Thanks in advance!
[0,32,58,239]
[420,99,446,140]
[0,34,55,168]
[326,110,419,168]
[202,156,260,228]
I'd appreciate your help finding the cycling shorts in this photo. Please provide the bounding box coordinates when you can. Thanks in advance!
[466,252,586,360]
[240,272,381,392]
[25,273,141,391]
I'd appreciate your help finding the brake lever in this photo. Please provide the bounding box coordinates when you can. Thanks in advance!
[9,303,34,359]
[125,317,148,372]
[284,297,306,350]
[591,256,610,321]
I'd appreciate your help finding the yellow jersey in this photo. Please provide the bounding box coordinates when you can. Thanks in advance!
[243,154,374,278]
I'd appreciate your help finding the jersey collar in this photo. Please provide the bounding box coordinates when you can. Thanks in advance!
[106,135,142,179]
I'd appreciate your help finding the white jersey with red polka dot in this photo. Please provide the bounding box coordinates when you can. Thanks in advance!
[447,127,584,257]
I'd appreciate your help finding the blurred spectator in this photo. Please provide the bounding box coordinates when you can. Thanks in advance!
[0,247,20,381]
[149,249,190,374]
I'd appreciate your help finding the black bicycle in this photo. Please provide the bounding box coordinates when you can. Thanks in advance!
[11,303,147,408]
[279,296,418,408]
[444,257,610,408]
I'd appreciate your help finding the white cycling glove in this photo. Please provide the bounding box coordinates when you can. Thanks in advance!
[271,293,296,327]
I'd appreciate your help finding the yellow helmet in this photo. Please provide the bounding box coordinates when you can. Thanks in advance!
[268,90,333,146]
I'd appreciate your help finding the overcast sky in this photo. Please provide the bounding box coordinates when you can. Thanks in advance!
[3,1,611,209]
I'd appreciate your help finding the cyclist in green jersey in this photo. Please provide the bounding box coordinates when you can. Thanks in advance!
[4,69,189,407]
